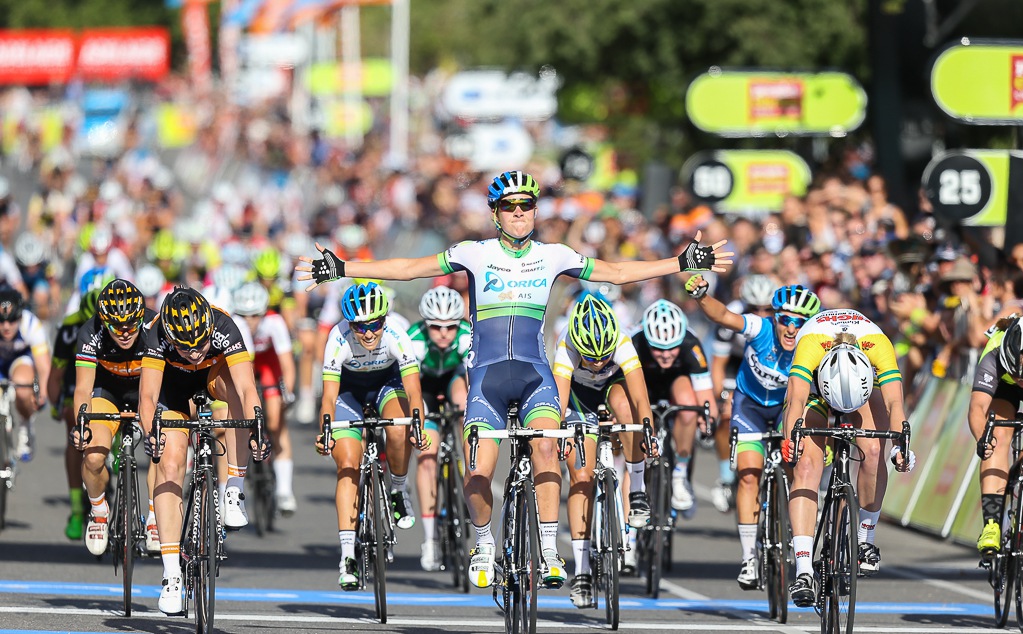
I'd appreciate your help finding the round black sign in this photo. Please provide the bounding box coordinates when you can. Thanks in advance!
[923,152,993,224]
[560,147,594,182]
[685,157,734,203]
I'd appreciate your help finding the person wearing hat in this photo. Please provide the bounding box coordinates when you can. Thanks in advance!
[933,257,987,378]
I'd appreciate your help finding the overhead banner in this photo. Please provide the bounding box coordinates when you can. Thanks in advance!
[681,150,811,214]
[922,149,1023,226]
[0,30,75,85]
[77,28,169,82]
[685,70,866,137]
[931,40,1023,124]
[308,59,393,97]
[441,70,559,121]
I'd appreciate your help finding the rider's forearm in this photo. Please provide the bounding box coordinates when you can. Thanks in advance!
[345,256,442,282]
[588,257,681,286]
[879,381,907,431]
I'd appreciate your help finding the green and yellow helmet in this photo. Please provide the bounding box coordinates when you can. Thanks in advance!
[160,287,214,349]
[252,247,282,281]
[569,296,620,360]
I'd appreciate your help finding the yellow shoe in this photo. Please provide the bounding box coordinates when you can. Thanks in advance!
[978,520,1001,558]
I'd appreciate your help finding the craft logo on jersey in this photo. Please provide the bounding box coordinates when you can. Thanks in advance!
[483,271,548,293]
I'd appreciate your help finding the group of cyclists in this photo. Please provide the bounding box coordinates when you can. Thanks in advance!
[23,166,1023,621]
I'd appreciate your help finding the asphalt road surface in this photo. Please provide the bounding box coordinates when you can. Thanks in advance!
[0,413,1001,633]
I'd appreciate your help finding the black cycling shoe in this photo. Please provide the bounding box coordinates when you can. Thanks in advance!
[569,573,593,609]
[789,572,815,608]
[628,491,651,528]
[858,542,880,577]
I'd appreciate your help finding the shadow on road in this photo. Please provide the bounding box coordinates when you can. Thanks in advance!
[900,614,998,628]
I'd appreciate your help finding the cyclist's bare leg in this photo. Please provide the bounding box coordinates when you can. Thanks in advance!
[152,414,189,547]
[788,407,829,540]
[415,426,440,521]
[670,376,697,459]
[608,384,642,462]
[735,449,764,525]
[209,369,250,484]
[11,361,37,421]
[855,389,888,513]
[381,396,413,479]
[972,397,1017,496]
[331,436,363,531]
[81,423,114,502]
[62,406,84,493]
[450,376,468,411]
[566,435,597,539]
[529,414,562,524]
[265,393,288,460]
[462,434,498,527]
[716,392,734,463]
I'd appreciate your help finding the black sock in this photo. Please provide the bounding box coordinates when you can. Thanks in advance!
[982,494,1005,525]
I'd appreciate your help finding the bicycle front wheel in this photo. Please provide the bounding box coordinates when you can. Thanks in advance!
[823,484,857,634]
[444,458,470,593]
[371,464,388,624]
[600,471,621,630]
[118,460,137,616]
[0,415,11,531]
[195,471,217,634]
[1009,478,1023,631]
[644,459,669,598]
[766,471,790,624]
[517,481,540,634]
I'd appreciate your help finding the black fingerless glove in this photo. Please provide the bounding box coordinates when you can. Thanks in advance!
[678,241,715,272]
[311,248,346,285]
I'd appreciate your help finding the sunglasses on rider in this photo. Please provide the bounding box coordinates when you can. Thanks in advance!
[427,322,458,333]
[775,314,808,329]
[351,317,386,334]
[580,352,613,364]
[497,198,537,213]
[106,321,141,338]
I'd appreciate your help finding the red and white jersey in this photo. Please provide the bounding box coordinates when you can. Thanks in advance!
[253,312,291,358]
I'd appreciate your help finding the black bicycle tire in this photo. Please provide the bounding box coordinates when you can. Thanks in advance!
[824,483,857,634]
[601,470,621,630]
[120,457,136,617]
[1011,482,1023,631]
[196,470,217,634]
[650,460,669,598]
[758,472,777,620]
[447,459,471,593]
[769,470,790,624]
[0,415,10,532]
[503,490,520,634]
[520,480,540,634]
[996,484,1017,628]
[372,463,388,624]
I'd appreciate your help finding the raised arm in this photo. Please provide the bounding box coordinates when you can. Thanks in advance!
[587,230,733,286]
[296,243,444,290]
[685,274,745,332]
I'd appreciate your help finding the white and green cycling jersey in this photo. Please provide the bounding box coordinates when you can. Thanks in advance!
[407,319,472,377]
[438,239,594,368]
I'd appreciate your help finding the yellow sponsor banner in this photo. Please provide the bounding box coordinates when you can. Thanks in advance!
[38,107,64,153]
[683,150,811,214]
[685,71,866,136]
[307,58,394,97]
[156,103,198,149]
[931,40,1023,123]
[323,100,374,138]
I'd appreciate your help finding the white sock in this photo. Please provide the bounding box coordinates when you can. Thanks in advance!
[226,475,245,492]
[89,493,109,518]
[674,457,690,476]
[273,459,294,496]
[147,500,156,524]
[161,543,181,578]
[572,538,591,576]
[474,521,495,546]
[738,523,757,561]
[793,535,814,577]
[858,509,881,544]
[339,530,356,562]
[390,473,407,492]
[626,460,646,494]
[540,522,559,552]
[422,515,436,541]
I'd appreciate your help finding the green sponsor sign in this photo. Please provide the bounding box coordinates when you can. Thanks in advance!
[681,150,811,214]
[931,40,1023,124]
[685,70,866,137]
[308,58,394,97]
[922,149,1018,227]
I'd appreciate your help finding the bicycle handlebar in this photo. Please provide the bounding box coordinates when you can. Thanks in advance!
[978,411,1023,459]
[789,417,911,467]
[467,425,574,472]
[151,405,266,464]
[652,400,716,438]
[729,427,785,468]
[318,409,424,456]
[72,404,139,450]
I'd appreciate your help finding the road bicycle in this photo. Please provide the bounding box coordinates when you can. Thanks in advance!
[74,407,148,616]
[639,399,712,598]
[729,426,791,623]
[0,379,36,532]
[789,416,910,634]
[152,393,267,634]
[320,406,422,624]
[467,401,573,634]
[427,399,470,593]
[977,411,1023,631]
[247,450,277,537]
[564,405,653,630]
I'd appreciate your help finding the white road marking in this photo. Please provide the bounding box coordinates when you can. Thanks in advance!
[657,578,806,634]
[886,565,993,602]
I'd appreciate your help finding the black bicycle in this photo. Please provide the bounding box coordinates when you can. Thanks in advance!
[564,405,654,630]
[729,427,791,623]
[320,407,422,624]
[428,399,470,593]
[639,399,713,598]
[789,416,910,634]
[0,379,36,532]
[977,412,1023,630]
[73,407,149,616]
[467,402,573,634]
[152,393,267,634]
[247,451,277,537]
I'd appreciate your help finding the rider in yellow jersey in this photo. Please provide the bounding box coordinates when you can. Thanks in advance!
[781,309,914,607]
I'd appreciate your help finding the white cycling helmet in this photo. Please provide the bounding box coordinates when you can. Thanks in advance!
[233,282,270,317]
[14,233,47,267]
[816,345,874,413]
[740,275,775,308]
[420,286,464,322]
[642,299,687,350]
[210,264,249,292]
[135,264,165,298]
[204,285,234,315]
[90,224,114,254]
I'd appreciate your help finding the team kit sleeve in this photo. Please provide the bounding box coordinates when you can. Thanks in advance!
[389,328,421,377]
[437,241,473,274]
[214,311,252,367]
[684,338,714,392]
[74,318,101,369]
[321,325,350,383]
[140,323,167,372]
[613,334,642,375]
[789,336,827,384]
[739,314,766,341]
[552,328,578,380]
[552,243,594,280]
[863,334,902,386]
[973,346,1002,396]
[268,314,292,355]
[406,322,429,363]
[456,321,472,359]
[22,311,50,356]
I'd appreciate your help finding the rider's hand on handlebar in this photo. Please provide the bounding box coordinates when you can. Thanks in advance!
[781,438,802,464]
[890,446,916,473]
[411,427,432,451]
[143,431,165,459]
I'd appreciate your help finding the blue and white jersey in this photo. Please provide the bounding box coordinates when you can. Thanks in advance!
[438,239,593,368]
[734,314,793,407]
[322,317,420,385]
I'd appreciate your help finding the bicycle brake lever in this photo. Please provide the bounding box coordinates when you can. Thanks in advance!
[468,426,480,472]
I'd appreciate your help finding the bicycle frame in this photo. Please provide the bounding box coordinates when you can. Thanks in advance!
[429,402,470,592]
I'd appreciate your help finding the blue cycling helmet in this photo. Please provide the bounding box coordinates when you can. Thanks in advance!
[487,171,540,207]
[771,285,822,317]
[340,282,389,323]
[80,267,115,296]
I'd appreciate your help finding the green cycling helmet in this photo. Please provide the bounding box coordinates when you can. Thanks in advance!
[569,296,620,360]
[252,247,282,281]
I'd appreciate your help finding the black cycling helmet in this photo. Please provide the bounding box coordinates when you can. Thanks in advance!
[0,288,23,322]
[160,287,214,349]
[1000,316,1023,379]
[98,279,146,330]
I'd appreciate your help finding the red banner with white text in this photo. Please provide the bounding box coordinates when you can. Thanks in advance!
[0,30,75,85]
[77,28,169,81]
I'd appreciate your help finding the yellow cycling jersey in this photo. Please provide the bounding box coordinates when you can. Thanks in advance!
[789,309,901,387]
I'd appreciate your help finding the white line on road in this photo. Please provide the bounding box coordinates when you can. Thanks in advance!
[0,605,999,632]
[657,577,806,634]
[886,564,993,602]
